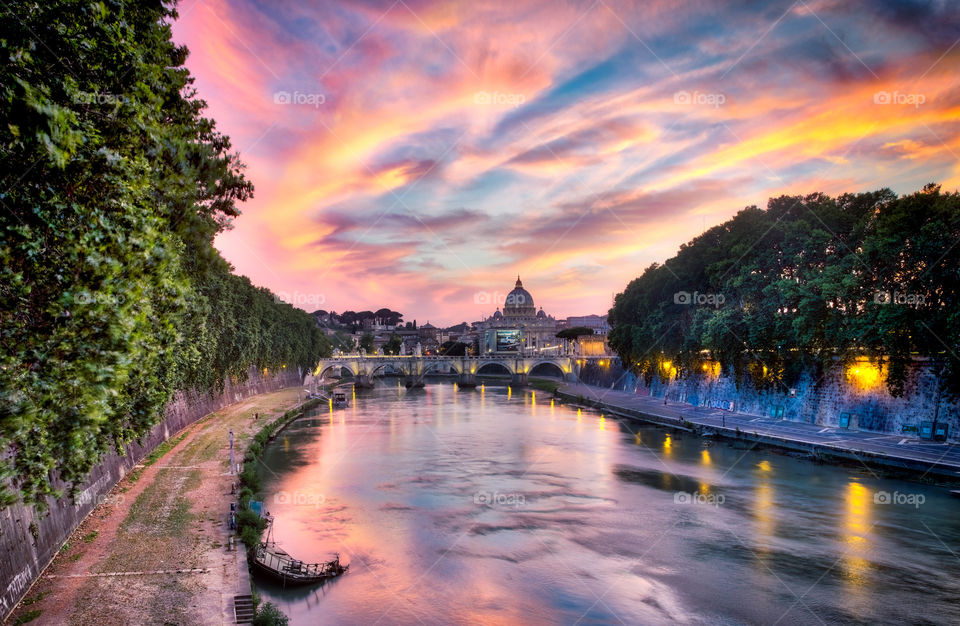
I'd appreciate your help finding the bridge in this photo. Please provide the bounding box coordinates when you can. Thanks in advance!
[310,354,609,388]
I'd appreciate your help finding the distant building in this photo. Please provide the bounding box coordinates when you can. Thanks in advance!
[474,277,560,354]
[565,314,611,334]
[577,335,611,356]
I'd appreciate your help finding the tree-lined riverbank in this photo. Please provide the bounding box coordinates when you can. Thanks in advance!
[7,388,303,625]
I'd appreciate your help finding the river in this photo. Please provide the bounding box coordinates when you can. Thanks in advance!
[254,382,960,625]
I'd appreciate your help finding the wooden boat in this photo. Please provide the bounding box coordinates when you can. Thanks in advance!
[332,389,349,407]
[251,542,348,586]
[250,514,348,586]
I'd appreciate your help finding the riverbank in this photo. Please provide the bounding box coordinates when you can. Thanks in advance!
[557,382,960,482]
[6,388,306,626]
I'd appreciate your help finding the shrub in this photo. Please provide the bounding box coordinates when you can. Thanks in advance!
[252,602,289,626]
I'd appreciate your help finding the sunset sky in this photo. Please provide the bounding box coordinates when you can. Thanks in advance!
[171,0,960,325]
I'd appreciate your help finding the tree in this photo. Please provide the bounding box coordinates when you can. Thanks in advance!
[374,308,403,326]
[383,334,402,355]
[557,327,595,339]
[0,1,331,506]
[608,186,960,397]
[359,333,375,354]
[439,341,468,356]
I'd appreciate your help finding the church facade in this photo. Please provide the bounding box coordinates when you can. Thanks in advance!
[475,277,560,354]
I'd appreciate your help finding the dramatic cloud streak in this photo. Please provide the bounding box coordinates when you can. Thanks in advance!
[172,0,960,324]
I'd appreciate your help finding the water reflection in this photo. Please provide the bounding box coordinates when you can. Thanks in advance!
[843,481,873,618]
[256,383,960,625]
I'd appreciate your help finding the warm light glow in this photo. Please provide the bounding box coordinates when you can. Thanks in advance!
[843,481,872,591]
[757,460,772,472]
[701,449,712,465]
[701,361,722,377]
[846,360,884,391]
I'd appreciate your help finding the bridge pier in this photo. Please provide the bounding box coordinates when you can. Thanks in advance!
[404,376,425,389]
[458,373,477,388]
[511,372,528,386]
[355,374,375,388]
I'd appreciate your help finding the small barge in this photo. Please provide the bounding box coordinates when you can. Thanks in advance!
[250,514,348,586]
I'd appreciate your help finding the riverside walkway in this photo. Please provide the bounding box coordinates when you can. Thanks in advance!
[8,388,305,626]
[558,382,960,479]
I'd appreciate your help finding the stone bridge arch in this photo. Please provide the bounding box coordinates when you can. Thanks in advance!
[528,360,567,379]
[475,361,515,376]
[316,362,358,379]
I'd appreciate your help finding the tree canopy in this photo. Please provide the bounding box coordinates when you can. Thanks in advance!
[557,326,595,339]
[0,1,330,506]
[608,186,960,398]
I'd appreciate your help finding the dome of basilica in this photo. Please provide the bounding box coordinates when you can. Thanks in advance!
[504,276,536,317]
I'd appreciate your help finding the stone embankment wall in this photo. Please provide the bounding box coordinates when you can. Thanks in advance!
[577,359,959,439]
[0,367,301,619]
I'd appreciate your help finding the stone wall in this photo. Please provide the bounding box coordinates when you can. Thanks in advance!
[576,358,959,439]
[0,367,301,619]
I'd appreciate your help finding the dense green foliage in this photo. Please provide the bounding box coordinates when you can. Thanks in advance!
[0,1,330,506]
[383,333,402,355]
[609,186,960,397]
[556,326,594,339]
[439,340,468,356]
[358,332,375,354]
[252,602,289,626]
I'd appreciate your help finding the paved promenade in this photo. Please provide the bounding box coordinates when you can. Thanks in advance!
[558,382,960,479]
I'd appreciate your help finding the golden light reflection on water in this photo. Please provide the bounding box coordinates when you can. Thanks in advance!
[662,434,672,457]
[701,449,712,466]
[752,460,775,562]
[842,481,872,599]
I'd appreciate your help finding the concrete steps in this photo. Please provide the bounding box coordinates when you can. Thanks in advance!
[233,594,254,623]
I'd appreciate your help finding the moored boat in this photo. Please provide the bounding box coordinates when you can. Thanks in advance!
[251,542,348,586]
[250,513,348,586]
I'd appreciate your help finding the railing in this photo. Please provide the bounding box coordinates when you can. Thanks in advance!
[256,546,327,576]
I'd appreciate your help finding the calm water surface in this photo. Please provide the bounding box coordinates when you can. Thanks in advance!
[255,382,960,625]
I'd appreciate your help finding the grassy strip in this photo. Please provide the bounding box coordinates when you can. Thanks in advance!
[127,431,189,484]
[234,399,321,626]
[529,378,561,394]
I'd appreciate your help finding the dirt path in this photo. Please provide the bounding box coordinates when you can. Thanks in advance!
[8,388,304,626]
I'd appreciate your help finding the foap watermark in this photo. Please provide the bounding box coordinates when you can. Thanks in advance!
[873,91,925,108]
[474,91,526,108]
[873,490,924,508]
[474,290,530,307]
[74,91,127,106]
[274,90,326,108]
[674,291,725,307]
[674,491,725,507]
[873,290,926,306]
[74,292,128,306]
[274,490,325,508]
[474,491,525,508]
[674,90,725,108]
[275,291,325,307]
